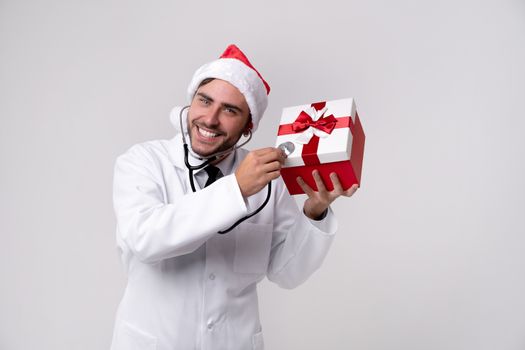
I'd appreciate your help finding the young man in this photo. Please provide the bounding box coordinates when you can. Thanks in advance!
[111,44,357,350]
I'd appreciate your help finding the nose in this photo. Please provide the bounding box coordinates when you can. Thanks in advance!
[201,106,221,127]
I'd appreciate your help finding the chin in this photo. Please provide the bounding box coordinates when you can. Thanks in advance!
[191,143,219,158]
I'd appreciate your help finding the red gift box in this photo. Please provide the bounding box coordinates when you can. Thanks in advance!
[275,98,365,195]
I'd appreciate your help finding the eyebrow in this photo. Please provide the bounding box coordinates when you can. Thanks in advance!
[196,92,245,114]
[196,92,213,102]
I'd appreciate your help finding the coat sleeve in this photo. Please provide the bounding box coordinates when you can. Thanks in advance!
[266,180,338,289]
[113,144,248,264]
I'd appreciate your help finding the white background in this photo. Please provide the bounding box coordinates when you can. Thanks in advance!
[1,0,524,349]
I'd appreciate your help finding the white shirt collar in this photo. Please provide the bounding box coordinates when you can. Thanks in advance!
[194,151,236,188]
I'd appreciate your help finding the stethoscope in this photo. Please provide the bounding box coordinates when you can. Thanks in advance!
[179,106,272,234]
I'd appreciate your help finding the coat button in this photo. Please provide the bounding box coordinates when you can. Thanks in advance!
[209,273,216,280]
[207,320,214,330]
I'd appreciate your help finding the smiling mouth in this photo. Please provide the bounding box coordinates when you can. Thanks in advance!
[196,125,221,139]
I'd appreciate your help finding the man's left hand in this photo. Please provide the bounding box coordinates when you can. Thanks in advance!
[296,170,358,220]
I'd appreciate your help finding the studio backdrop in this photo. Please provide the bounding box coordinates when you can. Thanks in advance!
[1,0,524,349]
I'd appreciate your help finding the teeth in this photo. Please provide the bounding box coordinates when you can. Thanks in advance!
[198,127,219,138]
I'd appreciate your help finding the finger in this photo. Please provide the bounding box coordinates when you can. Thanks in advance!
[270,146,286,161]
[329,172,344,195]
[256,170,280,186]
[296,176,315,197]
[312,170,327,193]
[266,170,281,181]
[261,160,282,173]
[253,147,284,159]
[343,184,359,197]
[252,147,277,156]
[258,148,286,164]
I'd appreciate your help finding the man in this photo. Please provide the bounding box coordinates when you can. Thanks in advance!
[111,44,357,350]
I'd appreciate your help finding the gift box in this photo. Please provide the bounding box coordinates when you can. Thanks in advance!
[275,98,365,195]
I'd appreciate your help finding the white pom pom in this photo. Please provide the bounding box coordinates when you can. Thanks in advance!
[169,106,187,133]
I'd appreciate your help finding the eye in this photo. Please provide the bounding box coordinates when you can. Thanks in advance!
[224,107,237,115]
[199,97,211,105]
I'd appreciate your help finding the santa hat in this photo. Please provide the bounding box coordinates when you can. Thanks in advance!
[187,44,270,132]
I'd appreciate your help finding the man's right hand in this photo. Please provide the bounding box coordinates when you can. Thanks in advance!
[235,147,285,197]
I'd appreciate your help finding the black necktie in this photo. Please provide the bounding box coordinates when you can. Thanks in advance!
[204,165,223,187]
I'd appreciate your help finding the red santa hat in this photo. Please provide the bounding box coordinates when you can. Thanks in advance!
[187,44,270,132]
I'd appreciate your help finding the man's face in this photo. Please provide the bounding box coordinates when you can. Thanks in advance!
[187,79,251,157]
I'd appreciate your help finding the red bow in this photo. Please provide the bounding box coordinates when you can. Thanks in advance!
[292,111,338,135]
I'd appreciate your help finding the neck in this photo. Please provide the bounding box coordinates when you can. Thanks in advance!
[210,154,228,165]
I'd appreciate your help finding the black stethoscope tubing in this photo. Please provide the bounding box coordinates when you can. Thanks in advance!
[180,106,272,234]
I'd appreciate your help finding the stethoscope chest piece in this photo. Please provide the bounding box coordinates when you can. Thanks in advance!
[278,141,295,157]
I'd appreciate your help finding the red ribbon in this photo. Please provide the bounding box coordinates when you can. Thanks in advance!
[278,102,352,166]
[291,111,338,134]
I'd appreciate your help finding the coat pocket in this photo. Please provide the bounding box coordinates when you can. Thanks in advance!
[233,223,273,274]
[252,330,265,350]
[112,322,157,350]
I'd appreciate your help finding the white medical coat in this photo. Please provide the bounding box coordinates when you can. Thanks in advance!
[110,133,338,350]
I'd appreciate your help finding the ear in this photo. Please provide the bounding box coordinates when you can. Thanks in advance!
[243,119,253,136]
